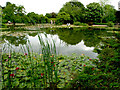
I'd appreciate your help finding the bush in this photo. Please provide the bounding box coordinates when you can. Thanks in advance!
[2,23,7,28]
[66,72,120,88]
[88,22,93,26]
[56,22,62,25]
[94,23,108,25]
[74,22,88,26]
[107,21,114,27]
[73,22,81,25]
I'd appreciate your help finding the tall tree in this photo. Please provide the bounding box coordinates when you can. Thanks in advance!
[85,2,103,23]
[59,0,85,23]
[0,6,2,27]
[99,0,110,22]
[56,12,70,24]
[103,4,116,22]
[2,2,26,25]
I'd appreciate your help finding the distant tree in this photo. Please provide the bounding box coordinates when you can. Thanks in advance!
[0,7,2,26]
[27,12,49,24]
[85,2,103,23]
[27,12,39,24]
[99,0,112,23]
[2,2,26,25]
[59,0,85,23]
[103,4,116,22]
[38,14,49,23]
[51,12,57,18]
[45,12,57,18]
[45,13,52,18]
[56,12,70,24]
[22,15,30,24]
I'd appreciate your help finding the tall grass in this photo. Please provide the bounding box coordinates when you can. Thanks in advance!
[1,33,58,88]
[1,33,97,89]
[38,34,58,88]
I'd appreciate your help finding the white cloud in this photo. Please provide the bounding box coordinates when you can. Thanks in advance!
[0,0,119,15]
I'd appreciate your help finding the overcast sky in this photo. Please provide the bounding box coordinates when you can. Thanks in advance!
[0,0,120,15]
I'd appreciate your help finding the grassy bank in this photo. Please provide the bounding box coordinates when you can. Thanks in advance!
[1,23,120,30]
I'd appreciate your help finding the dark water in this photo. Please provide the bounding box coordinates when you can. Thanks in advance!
[1,27,119,58]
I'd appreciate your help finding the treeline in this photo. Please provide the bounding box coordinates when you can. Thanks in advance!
[1,0,119,25]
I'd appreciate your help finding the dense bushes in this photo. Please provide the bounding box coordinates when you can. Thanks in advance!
[64,33,120,88]
[73,22,88,26]
[107,21,114,27]
[94,23,108,25]
[2,23,7,28]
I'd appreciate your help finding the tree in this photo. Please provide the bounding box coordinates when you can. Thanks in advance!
[59,0,85,23]
[27,12,39,24]
[103,4,116,22]
[99,0,110,22]
[45,13,52,18]
[56,12,70,24]
[45,12,57,18]
[2,2,26,25]
[99,0,116,23]
[22,15,30,24]
[27,12,49,24]
[38,14,49,23]
[0,6,2,26]
[85,2,103,23]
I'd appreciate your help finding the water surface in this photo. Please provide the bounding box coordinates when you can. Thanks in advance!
[1,27,118,58]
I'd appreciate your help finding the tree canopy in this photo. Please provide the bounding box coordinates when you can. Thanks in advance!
[56,12,71,24]
[2,2,26,24]
[1,1,118,25]
[103,4,116,22]
[59,0,85,23]
[85,2,103,23]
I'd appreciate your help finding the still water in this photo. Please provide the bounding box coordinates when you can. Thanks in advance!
[1,27,118,58]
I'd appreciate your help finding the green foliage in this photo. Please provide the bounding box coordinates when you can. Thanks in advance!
[59,1,85,23]
[27,12,49,24]
[73,22,88,26]
[107,21,114,27]
[2,2,49,25]
[94,22,108,25]
[85,2,103,23]
[45,12,57,18]
[103,4,116,23]
[2,23,7,28]
[93,34,120,88]
[56,12,70,24]
[2,2,26,25]
[45,13,52,18]
[73,22,81,25]
[99,0,116,23]
[2,37,97,89]
[66,72,120,88]
[2,34,58,88]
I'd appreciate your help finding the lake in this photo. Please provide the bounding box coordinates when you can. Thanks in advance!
[0,27,119,59]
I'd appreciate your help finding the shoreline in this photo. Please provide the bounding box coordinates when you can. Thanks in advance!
[1,24,120,30]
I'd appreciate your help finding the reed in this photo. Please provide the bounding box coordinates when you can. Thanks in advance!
[1,33,96,88]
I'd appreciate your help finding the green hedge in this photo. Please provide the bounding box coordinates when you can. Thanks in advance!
[74,22,88,26]
[94,23,108,25]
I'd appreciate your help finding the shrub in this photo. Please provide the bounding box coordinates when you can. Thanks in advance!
[88,22,93,26]
[66,72,120,88]
[94,23,108,25]
[73,22,81,25]
[107,21,114,27]
[74,22,88,26]
[2,23,7,28]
